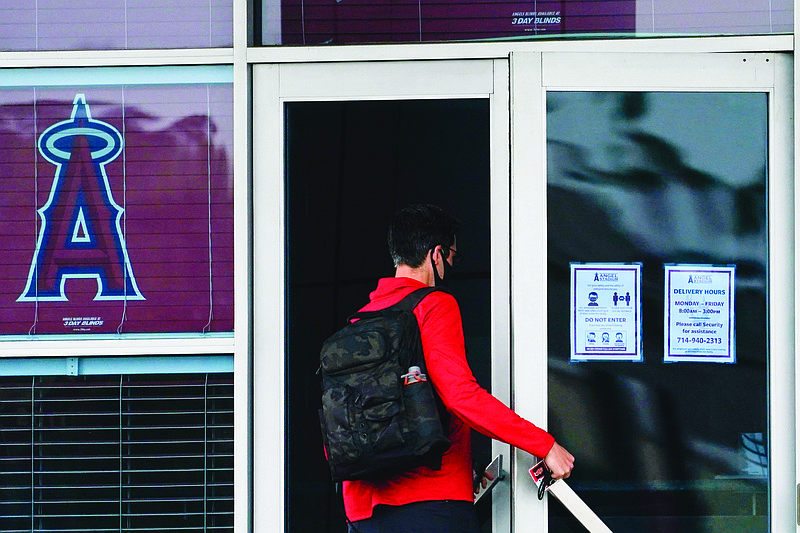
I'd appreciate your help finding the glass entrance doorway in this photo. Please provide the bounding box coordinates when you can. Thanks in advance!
[510,52,793,533]
[252,59,513,533]
[253,51,794,533]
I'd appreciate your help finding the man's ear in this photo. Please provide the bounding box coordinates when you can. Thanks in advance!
[432,245,444,265]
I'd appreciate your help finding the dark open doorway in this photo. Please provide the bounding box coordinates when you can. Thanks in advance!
[284,99,492,532]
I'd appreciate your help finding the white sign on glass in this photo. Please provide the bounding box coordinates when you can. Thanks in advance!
[663,264,735,363]
[570,263,642,362]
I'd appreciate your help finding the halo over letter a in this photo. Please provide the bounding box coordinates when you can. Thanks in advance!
[18,94,144,302]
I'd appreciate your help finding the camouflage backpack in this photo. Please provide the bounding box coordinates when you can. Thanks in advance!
[318,287,451,482]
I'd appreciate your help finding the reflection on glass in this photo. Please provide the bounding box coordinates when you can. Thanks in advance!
[546,92,768,532]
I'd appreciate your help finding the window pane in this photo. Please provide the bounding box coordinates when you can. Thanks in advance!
[636,0,792,34]
[546,92,768,532]
[262,0,791,45]
[0,0,232,51]
[0,77,234,336]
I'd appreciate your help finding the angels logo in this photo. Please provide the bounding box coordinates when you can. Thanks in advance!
[18,94,144,302]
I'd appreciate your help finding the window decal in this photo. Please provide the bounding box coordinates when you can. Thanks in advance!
[18,94,144,303]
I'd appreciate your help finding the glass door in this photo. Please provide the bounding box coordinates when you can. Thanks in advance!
[252,59,513,533]
[510,52,793,532]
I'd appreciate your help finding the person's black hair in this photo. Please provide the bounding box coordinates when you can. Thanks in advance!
[387,204,461,268]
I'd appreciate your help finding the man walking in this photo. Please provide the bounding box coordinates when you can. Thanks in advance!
[344,204,574,532]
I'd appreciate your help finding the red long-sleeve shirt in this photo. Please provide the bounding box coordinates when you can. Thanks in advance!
[343,277,555,521]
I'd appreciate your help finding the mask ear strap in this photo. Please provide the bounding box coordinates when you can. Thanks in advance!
[430,246,447,287]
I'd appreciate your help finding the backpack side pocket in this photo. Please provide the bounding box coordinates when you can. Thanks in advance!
[320,386,360,468]
[361,366,404,452]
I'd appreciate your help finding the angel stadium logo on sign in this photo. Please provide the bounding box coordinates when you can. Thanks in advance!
[17,94,144,302]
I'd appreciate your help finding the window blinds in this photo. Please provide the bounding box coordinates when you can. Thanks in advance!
[0,373,233,533]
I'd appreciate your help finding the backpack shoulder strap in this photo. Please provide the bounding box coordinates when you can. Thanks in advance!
[391,286,450,312]
[347,286,451,322]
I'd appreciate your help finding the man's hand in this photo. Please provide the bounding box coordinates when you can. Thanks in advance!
[473,464,491,494]
[544,442,574,480]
